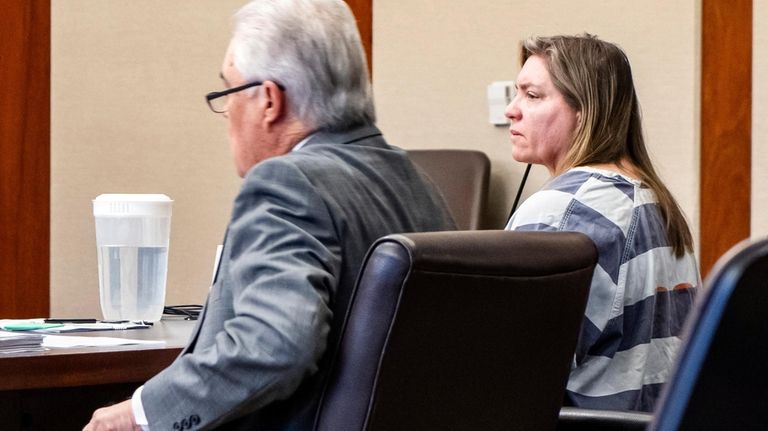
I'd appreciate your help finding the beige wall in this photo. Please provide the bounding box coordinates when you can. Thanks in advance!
[52,0,707,316]
[373,0,701,232]
[51,0,245,316]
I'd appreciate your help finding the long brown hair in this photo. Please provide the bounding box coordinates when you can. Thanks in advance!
[522,34,693,256]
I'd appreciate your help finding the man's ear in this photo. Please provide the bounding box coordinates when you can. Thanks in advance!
[261,81,285,127]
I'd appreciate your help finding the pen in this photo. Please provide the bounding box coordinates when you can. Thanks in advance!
[44,318,98,324]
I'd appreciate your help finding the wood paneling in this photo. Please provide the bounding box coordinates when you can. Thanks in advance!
[700,0,752,275]
[0,0,50,317]
[345,0,373,76]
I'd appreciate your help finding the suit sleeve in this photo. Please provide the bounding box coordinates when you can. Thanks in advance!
[141,161,341,430]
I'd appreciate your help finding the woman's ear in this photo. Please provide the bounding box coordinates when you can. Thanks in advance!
[571,111,583,137]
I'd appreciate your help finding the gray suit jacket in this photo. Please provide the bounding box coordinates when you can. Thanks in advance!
[142,125,456,430]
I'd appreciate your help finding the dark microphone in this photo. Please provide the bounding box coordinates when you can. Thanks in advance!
[507,163,532,223]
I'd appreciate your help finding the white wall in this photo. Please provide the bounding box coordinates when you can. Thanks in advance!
[51,0,705,316]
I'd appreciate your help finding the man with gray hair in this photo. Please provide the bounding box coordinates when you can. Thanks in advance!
[84,0,454,429]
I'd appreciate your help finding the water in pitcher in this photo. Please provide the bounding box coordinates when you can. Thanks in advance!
[97,245,168,321]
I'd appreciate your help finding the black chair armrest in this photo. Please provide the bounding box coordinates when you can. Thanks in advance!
[557,407,652,431]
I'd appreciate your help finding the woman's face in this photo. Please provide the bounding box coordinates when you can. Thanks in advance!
[505,55,579,175]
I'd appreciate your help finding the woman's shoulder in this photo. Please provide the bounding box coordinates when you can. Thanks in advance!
[545,168,596,194]
[550,167,641,202]
[508,169,600,229]
[507,183,575,231]
[508,167,642,231]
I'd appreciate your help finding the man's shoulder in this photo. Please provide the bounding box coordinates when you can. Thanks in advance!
[245,154,306,182]
[254,146,362,178]
[242,142,403,190]
[269,135,405,175]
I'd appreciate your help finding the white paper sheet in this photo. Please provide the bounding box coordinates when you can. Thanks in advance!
[42,335,165,348]
[36,322,152,333]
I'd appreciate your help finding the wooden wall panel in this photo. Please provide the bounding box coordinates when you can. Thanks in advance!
[345,0,373,76]
[0,0,50,317]
[700,0,752,275]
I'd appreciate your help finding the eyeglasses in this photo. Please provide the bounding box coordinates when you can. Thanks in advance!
[205,80,286,113]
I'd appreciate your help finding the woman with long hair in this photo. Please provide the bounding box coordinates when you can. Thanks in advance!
[505,34,700,412]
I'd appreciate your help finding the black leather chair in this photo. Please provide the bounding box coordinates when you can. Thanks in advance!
[313,230,597,431]
[648,237,768,430]
[408,149,491,230]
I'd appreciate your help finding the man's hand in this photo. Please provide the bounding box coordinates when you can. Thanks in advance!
[83,400,141,431]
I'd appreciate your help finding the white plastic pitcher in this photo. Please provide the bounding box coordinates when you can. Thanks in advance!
[93,194,172,322]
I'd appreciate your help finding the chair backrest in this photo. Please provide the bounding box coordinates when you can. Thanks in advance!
[313,230,598,431]
[650,237,768,431]
[408,149,490,230]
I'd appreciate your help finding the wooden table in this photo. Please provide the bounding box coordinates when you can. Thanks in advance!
[0,319,195,430]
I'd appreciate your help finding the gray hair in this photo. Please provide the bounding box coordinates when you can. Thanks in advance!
[231,0,375,131]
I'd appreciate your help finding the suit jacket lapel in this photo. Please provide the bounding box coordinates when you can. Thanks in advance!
[182,227,228,354]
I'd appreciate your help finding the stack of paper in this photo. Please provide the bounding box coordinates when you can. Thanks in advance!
[37,322,152,333]
[0,331,45,354]
[42,335,165,349]
[0,319,152,333]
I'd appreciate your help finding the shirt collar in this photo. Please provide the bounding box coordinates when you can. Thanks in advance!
[292,134,315,152]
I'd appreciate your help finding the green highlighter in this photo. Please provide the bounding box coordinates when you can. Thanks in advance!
[2,322,64,331]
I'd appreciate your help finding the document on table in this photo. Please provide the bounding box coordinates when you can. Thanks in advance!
[42,335,165,349]
[1,319,162,352]
[0,319,152,333]
[0,331,45,354]
[35,322,152,333]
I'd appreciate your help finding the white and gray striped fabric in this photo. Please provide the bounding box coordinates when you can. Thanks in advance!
[507,166,699,412]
